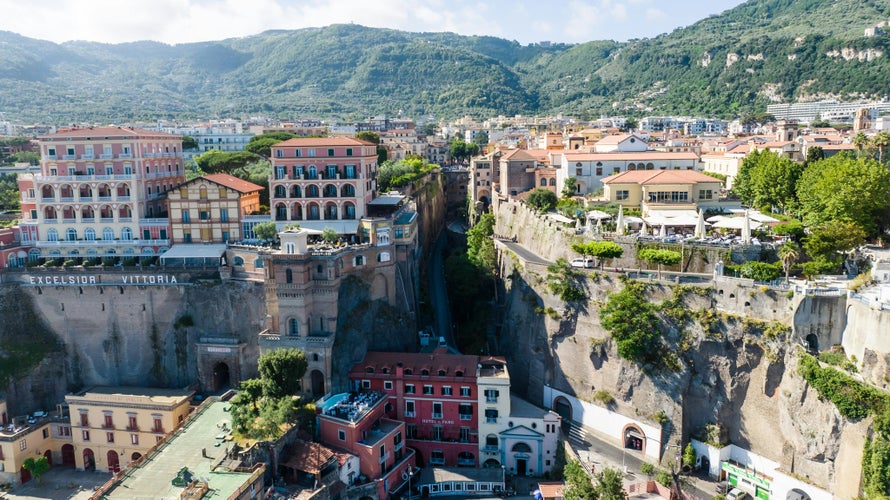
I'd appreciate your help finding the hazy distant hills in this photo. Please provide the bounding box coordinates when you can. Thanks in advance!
[1,0,889,124]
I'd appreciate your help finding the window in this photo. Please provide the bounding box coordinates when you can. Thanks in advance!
[433,426,443,441]
[220,209,229,222]
[616,190,629,201]
[576,168,582,176]
[131,434,139,445]
[182,210,190,223]
[485,408,498,423]
[430,450,445,465]
[405,384,415,394]
[153,417,163,433]
[459,404,473,420]
[128,415,138,430]
[405,401,415,417]
[107,432,115,443]
[346,148,353,157]
[699,189,713,200]
[184,232,192,243]
[82,430,90,441]
[328,148,335,157]
[79,412,89,427]
[199,211,208,220]
[384,381,393,391]
[338,430,346,441]
[104,414,113,428]
[596,167,603,176]
[219,187,227,198]
[43,428,49,438]
[288,318,299,336]
[441,386,452,396]
[485,434,498,449]
[460,387,471,397]
[19,439,27,450]
[432,402,443,419]
[361,380,371,389]
[423,385,434,395]
[484,389,499,403]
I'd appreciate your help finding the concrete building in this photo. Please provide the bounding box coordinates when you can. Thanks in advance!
[269,137,378,234]
[601,169,723,216]
[558,151,700,195]
[0,399,72,487]
[469,151,500,208]
[158,121,254,160]
[17,126,185,263]
[65,386,194,473]
[167,173,263,244]
[498,149,539,197]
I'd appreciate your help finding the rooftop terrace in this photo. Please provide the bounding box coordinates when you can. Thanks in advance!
[318,391,386,424]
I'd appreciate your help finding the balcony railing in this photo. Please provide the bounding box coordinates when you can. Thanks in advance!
[126,425,139,431]
[432,413,443,419]
[81,154,95,160]
[34,173,134,182]
[118,153,132,159]
[35,239,170,247]
[63,155,77,160]
[99,154,114,159]
[404,411,415,417]
[151,426,165,434]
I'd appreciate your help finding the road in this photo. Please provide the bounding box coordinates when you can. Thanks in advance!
[428,228,455,348]
[496,239,553,267]
[566,423,716,499]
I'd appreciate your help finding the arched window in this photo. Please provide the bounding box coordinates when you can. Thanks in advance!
[291,185,302,198]
[511,442,532,453]
[308,165,317,179]
[341,184,355,197]
[288,318,299,336]
[103,227,114,240]
[46,228,59,241]
[121,227,133,240]
[549,178,556,186]
[540,178,547,186]
[275,185,286,198]
[66,228,77,241]
[28,249,41,262]
[84,228,96,241]
[307,185,319,198]
[323,184,337,197]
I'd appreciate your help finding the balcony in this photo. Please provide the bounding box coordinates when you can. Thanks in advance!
[81,217,95,223]
[35,239,170,247]
[151,426,165,434]
[404,411,416,417]
[81,154,95,160]
[126,425,140,432]
[59,197,75,203]
[62,218,77,223]
[118,153,132,159]
[99,154,114,159]
[432,412,443,419]
[486,417,497,424]
[98,196,113,202]
[33,173,134,182]
[486,397,498,403]
[63,155,77,160]
[101,423,115,430]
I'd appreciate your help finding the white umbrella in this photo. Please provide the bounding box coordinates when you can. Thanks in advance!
[596,217,603,233]
[694,209,706,238]
[741,210,752,244]
[616,205,625,235]
[640,221,648,236]
[586,217,592,233]
[659,224,667,238]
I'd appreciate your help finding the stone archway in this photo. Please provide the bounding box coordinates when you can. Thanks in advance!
[213,362,231,392]
[553,396,573,430]
[61,444,75,466]
[805,333,819,352]
[622,423,646,456]
[311,369,325,397]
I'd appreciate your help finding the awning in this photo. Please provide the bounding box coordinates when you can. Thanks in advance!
[159,244,227,267]
[585,210,612,220]
[709,216,763,230]
[281,220,361,235]
[546,213,575,224]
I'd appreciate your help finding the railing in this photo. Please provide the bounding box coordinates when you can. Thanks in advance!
[100,154,114,159]
[63,154,76,160]
[118,153,132,159]
[35,239,170,247]
[81,154,95,160]
[33,173,134,181]
[432,412,443,419]
[126,425,139,431]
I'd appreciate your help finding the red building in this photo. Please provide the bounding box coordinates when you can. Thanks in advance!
[347,350,506,469]
[316,390,415,499]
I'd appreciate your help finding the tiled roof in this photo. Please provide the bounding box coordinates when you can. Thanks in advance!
[351,350,488,378]
[41,126,179,139]
[283,440,336,474]
[501,149,538,161]
[602,169,723,185]
[274,137,375,147]
[595,133,634,145]
[200,173,264,193]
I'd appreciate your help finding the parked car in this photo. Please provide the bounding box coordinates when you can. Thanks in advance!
[726,488,751,500]
[570,258,594,268]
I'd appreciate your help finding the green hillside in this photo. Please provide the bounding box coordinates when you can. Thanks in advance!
[0,0,889,123]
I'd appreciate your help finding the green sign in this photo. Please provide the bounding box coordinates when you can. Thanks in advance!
[721,462,771,489]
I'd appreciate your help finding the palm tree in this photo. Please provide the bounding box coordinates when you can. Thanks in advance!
[778,241,800,283]
[853,132,870,159]
[872,131,890,163]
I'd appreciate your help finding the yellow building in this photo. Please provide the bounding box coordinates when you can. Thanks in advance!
[65,386,193,473]
[0,399,73,487]
[167,173,263,244]
[602,169,723,216]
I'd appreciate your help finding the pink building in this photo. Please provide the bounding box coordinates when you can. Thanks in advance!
[18,126,184,262]
[269,138,378,234]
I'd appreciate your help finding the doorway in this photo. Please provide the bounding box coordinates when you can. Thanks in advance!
[516,458,527,476]
[83,448,95,471]
[44,449,53,466]
[311,370,325,397]
[107,450,120,473]
[62,444,75,466]
[213,362,231,392]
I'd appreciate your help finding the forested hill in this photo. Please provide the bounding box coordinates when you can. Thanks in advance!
[1,0,890,124]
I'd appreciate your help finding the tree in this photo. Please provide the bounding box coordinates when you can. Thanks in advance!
[253,221,278,242]
[562,177,578,198]
[467,213,496,276]
[546,259,586,302]
[258,348,308,398]
[589,241,624,268]
[623,117,638,132]
[527,188,558,212]
[563,460,597,500]
[739,261,781,281]
[422,122,438,137]
[638,248,681,279]
[777,241,800,283]
[797,154,890,236]
[245,137,282,158]
[682,443,697,471]
[181,134,198,151]
[803,221,866,263]
[853,132,872,159]
[732,150,802,214]
[772,220,805,241]
[600,279,660,362]
[322,227,339,244]
[804,146,824,166]
[473,130,489,148]
[872,131,890,163]
[596,467,627,499]
[22,456,50,484]
[355,131,380,144]
[239,378,266,412]
[194,150,260,175]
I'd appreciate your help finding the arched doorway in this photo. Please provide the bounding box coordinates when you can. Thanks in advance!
[61,443,75,466]
[107,450,120,473]
[213,362,231,392]
[44,449,53,466]
[83,448,95,471]
[483,458,501,468]
[553,396,573,430]
[457,451,475,467]
[805,334,819,352]
[622,424,646,455]
[511,442,532,476]
[20,465,32,484]
[311,370,325,397]
[787,488,812,500]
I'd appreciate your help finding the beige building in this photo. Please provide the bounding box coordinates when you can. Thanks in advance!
[167,173,263,244]
[65,386,193,473]
[0,399,73,487]
[602,170,723,216]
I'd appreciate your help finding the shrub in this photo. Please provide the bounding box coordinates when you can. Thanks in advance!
[593,390,615,406]
[738,261,781,281]
[655,469,673,487]
[640,462,656,477]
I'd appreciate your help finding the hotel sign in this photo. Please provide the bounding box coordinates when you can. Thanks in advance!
[26,274,180,286]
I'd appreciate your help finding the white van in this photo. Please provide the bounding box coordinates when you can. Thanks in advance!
[726,488,751,500]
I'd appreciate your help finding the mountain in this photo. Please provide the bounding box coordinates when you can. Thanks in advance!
[1,0,889,124]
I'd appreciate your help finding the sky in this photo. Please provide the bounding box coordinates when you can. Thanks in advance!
[0,0,747,46]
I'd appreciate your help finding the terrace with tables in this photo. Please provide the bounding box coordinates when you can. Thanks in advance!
[317,391,386,424]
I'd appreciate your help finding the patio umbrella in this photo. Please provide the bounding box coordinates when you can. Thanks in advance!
[616,205,625,235]
[585,216,592,233]
[741,210,752,244]
[694,209,706,238]
[596,217,603,233]
[640,221,648,236]
[659,224,667,238]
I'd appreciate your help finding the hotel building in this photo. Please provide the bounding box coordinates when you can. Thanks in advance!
[269,137,378,234]
[167,173,263,244]
[17,126,185,263]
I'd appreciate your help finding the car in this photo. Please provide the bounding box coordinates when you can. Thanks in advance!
[570,258,594,268]
[726,488,752,500]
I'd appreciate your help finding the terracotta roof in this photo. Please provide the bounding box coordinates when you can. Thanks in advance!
[821,143,855,150]
[758,141,796,148]
[602,169,723,185]
[501,149,539,161]
[41,126,179,139]
[726,144,750,154]
[351,350,485,378]
[200,173,264,193]
[563,151,699,161]
[283,440,336,474]
[537,482,565,499]
[274,137,375,147]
